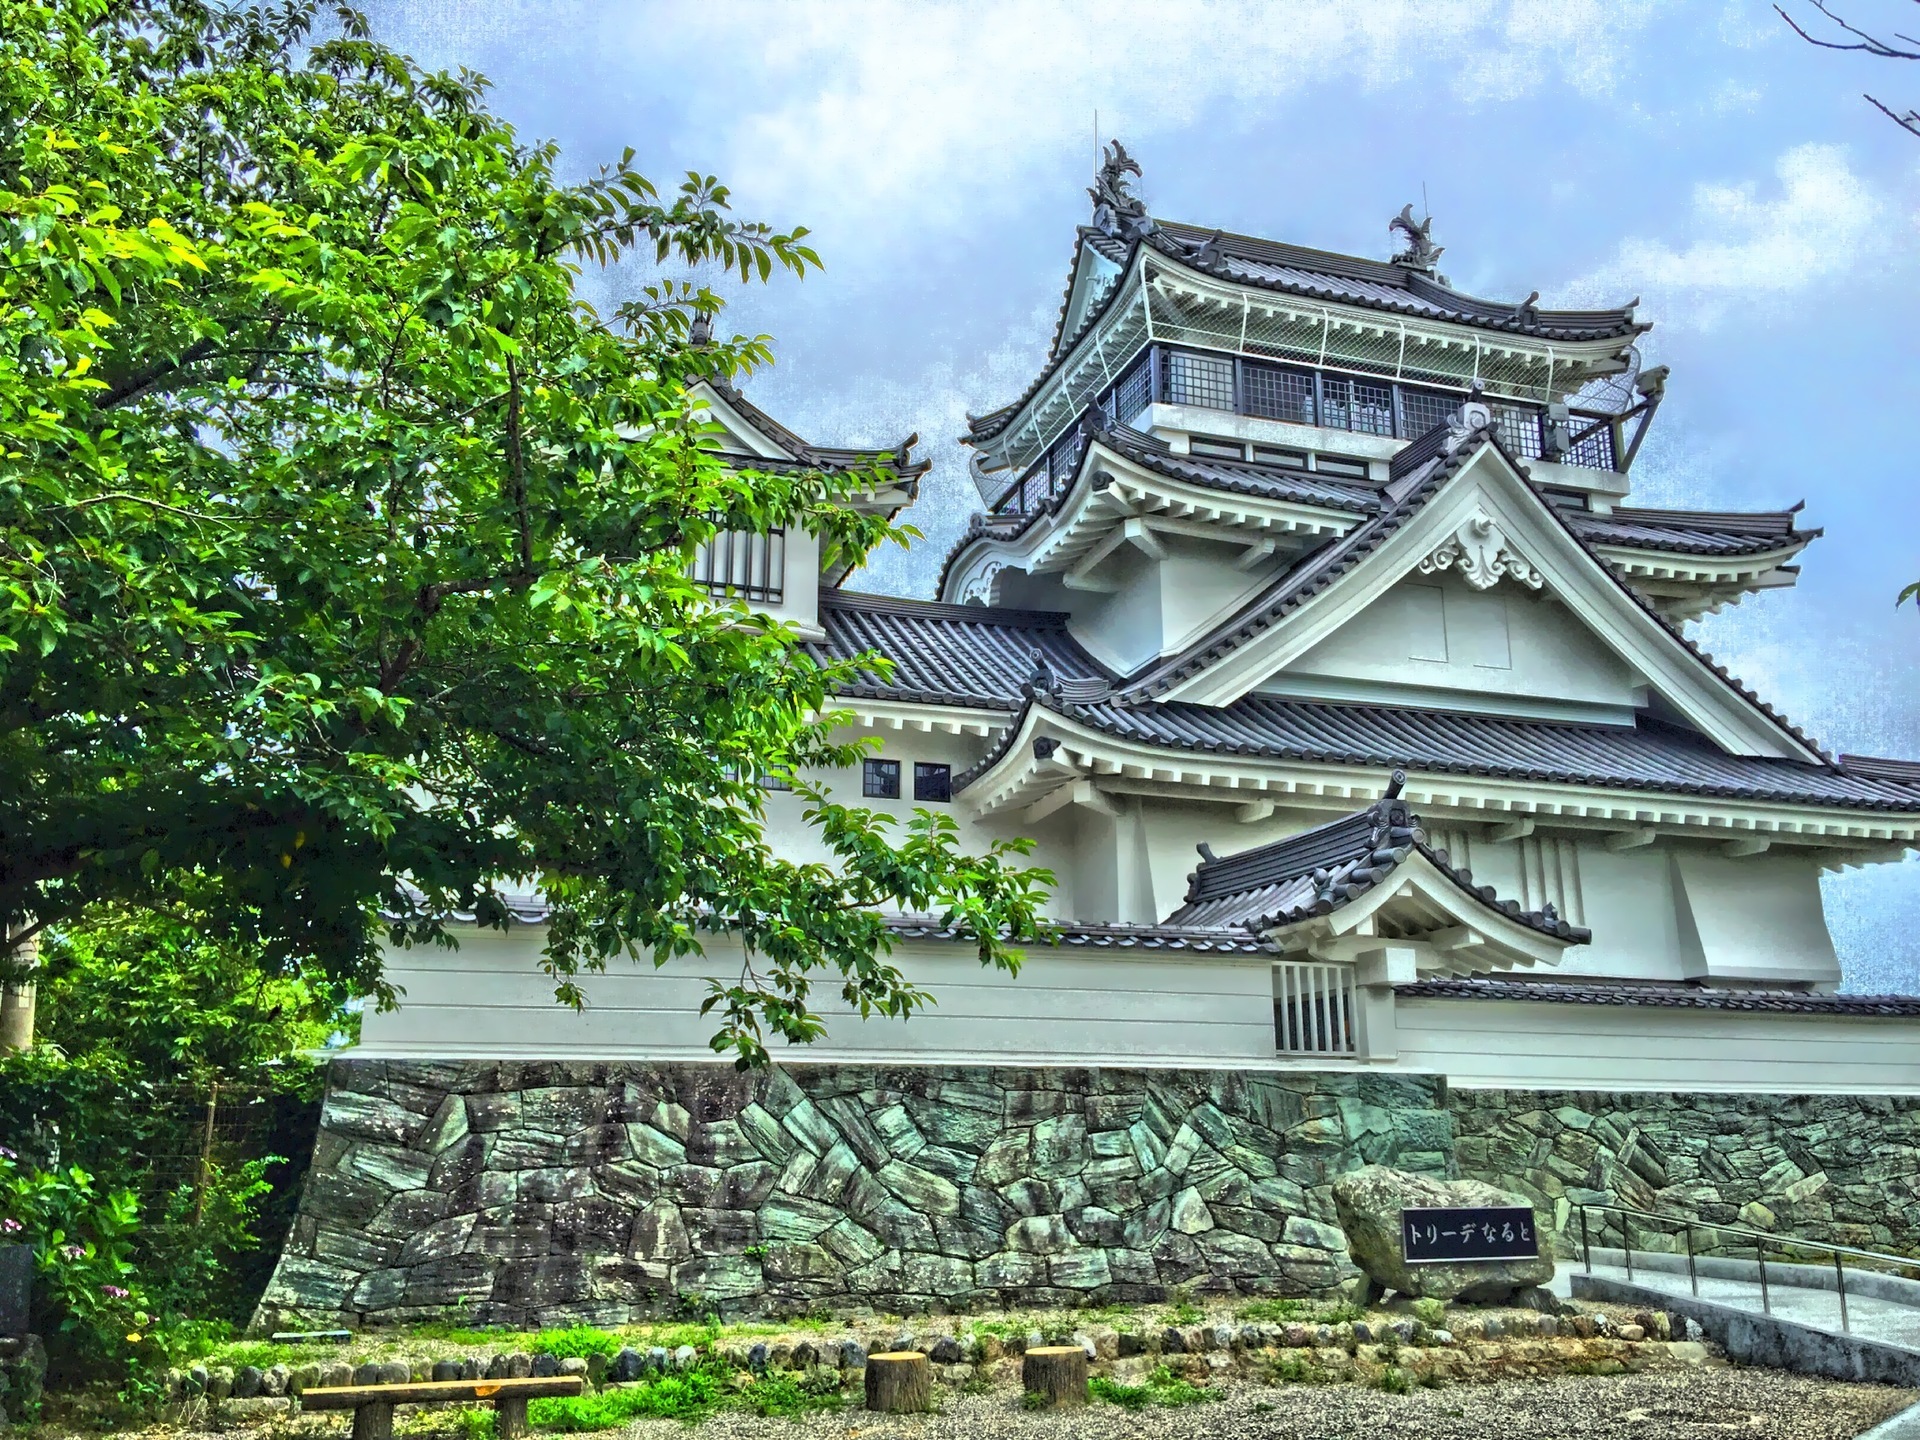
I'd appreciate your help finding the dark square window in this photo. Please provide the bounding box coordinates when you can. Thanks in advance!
[863,758,900,799]
[913,762,953,803]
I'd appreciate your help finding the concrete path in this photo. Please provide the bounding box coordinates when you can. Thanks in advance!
[1552,1258,1920,1353]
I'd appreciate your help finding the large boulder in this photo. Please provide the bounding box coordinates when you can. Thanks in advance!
[1331,1165,1553,1302]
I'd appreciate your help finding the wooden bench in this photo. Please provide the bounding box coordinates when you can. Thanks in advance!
[299,1376,585,1439]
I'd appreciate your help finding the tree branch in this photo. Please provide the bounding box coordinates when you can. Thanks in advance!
[504,355,533,574]
[96,339,217,409]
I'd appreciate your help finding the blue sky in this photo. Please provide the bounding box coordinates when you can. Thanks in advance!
[369,0,1920,988]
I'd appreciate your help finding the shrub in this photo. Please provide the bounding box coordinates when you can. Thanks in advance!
[527,1326,623,1359]
[1411,1297,1448,1327]
[1373,1365,1412,1395]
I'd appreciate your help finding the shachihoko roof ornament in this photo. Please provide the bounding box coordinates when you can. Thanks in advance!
[1389,203,1445,277]
[1088,140,1154,242]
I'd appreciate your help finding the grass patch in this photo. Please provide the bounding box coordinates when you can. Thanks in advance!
[622,1320,722,1351]
[522,1361,844,1432]
[530,1369,729,1429]
[1372,1365,1411,1395]
[1089,1365,1217,1410]
[409,1322,522,1346]
[1166,1302,1205,1326]
[526,1326,623,1360]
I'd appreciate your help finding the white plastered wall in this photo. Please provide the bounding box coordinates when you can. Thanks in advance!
[356,926,1285,1067]
[1395,995,1920,1094]
[1267,573,1645,722]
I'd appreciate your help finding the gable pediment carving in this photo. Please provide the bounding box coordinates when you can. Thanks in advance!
[1417,512,1545,592]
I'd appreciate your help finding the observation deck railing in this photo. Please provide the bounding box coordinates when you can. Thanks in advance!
[984,343,1625,519]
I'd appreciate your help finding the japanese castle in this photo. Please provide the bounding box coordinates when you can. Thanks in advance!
[360,144,1920,1094]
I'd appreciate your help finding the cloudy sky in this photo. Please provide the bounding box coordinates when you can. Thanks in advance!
[368,0,1920,987]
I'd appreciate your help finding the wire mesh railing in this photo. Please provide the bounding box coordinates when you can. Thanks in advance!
[981,342,1628,517]
[1576,1202,1920,1337]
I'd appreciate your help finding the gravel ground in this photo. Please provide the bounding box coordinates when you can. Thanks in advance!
[630,1371,1916,1440]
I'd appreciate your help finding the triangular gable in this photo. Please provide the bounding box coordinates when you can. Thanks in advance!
[688,380,798,461]
[1053,240,1126,358]
[1138,428,1823,763]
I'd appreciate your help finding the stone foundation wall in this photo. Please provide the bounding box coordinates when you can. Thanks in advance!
[1449,1090,1920,1254]
[257,1061,1451,1329]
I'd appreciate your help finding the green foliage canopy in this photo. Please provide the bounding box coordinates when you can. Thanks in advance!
[0,1,1051,1065]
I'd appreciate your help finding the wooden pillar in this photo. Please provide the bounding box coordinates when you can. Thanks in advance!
[350,1401,395,1440]
[1021,1346,1088,1408]
[495,1395,531,1440]
[864,1352,930,1413]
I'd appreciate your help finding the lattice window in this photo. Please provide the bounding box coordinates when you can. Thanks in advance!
[1494,405,1544,459]
[1400,386,1456,439]
[1274,962,1358,1055]
[690,529,785,604]
[1564,414,1617,471]
[1352,379,1395,437]
[1109,355,1152,427]
[913,762,952,803]
[1242,362,1316,426]
[863,758,900,799]
[1165,351,1235,411]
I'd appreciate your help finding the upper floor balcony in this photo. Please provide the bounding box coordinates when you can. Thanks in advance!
[982,343,1637,520]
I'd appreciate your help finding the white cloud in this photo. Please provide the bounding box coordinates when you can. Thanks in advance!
[607,0,1660,258]
[1564,143,1889,326]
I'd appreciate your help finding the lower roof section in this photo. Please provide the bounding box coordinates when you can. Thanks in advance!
[1398,976,1920,1016]
[979,693,1920,814]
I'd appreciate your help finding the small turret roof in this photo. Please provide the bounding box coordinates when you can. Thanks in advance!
[1166,777,1590,942]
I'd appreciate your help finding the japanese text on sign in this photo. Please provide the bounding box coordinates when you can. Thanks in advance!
[1400,1205,1540,1264]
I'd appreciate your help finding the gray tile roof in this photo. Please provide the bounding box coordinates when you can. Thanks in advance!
[811,592,1109,711]
[1397,977,1920,1015]
[1166,778,1589,942]
[1107,425,1830,761]
[1562,503,1816,558]
[1153,222,1643,343]
[885,915,1271,954]
[713,381,930,478]
[1012,693,1920,812]
[967,223,1641,447]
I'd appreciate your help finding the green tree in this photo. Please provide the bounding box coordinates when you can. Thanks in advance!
[0,0,1051,1066]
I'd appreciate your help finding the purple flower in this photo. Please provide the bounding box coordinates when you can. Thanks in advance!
[1,1218,20,1233]
[102,1285,129,1300]
[60,1244,83,1260]
[0,1146,15,1160]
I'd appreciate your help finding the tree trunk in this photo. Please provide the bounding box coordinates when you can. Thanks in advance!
[0,926,38,1053]
[863,1351,931,1413]
[1021,1346,1088,1409]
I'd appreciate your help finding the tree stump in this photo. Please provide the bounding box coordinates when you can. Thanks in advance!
[864,1351,931,1413]
[350,1400,395,1440]
[1020,1346,1088,1409]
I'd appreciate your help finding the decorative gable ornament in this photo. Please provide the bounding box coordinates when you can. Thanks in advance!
[1418,512,1546,592]
[956,558,1008,607]
[1088,141,1155,241]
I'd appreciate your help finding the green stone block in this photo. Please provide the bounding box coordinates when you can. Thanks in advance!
[819,1217,887,1267]
[760,1194,842,1242]
[976,1133,1030,1187]
[738,1103,798,1164]
[876,1158,962,1215]
[781,1100,839,1158]
[627,1123,687,1169]
[1050,1248,1113,1289]
[1031,1115,1090,1180]
[871,1103,927,1161]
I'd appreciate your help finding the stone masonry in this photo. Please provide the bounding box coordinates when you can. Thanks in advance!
[256,1061,1452,1328]
[1450,1090,1920,1255]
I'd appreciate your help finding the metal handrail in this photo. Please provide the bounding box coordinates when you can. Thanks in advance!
[1575,1201,1920,1337]
[1578,1203,1918,1270]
